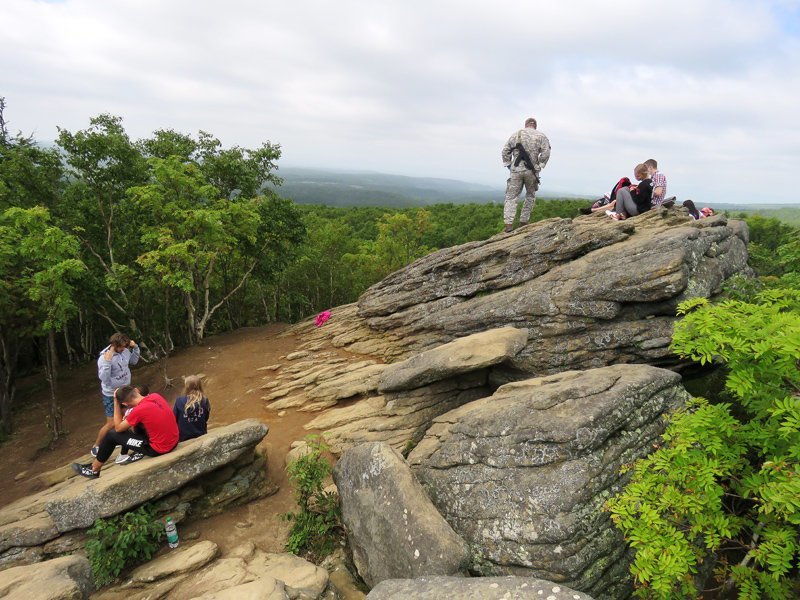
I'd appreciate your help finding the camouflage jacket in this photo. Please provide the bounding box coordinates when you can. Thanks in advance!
[502,128,551,174]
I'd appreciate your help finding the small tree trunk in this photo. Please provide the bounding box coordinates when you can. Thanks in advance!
[0,333,18,437]
[44,330,64,441]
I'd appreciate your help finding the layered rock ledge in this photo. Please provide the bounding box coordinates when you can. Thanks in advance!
[0,419,272,570]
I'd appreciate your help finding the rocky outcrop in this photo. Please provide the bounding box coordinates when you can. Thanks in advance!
[96,541,328,600]
[366,576,594,599]
[408,364,689,599]
[0,419,273,570]
[0,554,93,599]
[292,211,749,374]
[333,442,470,588]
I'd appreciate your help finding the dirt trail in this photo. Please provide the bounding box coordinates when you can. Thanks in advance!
[0,324,319,553]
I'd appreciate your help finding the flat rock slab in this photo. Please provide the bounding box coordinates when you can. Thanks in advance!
[378,327,528,392]
[0,419,268,554]
[366,575,594,599]
[0,554,93,599]
[333,442,470,588]
[129,540,219,583]
[192,578,289,600]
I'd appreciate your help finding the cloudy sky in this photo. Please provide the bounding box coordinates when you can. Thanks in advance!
[2,0,799,204]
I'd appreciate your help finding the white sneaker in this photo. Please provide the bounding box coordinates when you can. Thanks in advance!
[116,452,145,465]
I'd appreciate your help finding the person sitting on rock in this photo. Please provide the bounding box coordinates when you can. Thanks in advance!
[115,383,150,465]
[71,385,179,478]
[607,163,653,221]
[173,374,211,442]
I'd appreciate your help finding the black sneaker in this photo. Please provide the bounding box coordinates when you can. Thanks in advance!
[90,446,99,457]
[72,462,99,478]
[117,452,145,465]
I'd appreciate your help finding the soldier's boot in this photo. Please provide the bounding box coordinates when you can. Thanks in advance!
[503,224,513,233]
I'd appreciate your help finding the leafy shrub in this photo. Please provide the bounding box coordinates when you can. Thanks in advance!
[606,289,800,599]
[281,436,342,560]
[85,503,164,587]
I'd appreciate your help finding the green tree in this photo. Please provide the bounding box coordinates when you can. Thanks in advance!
[607,290,800,598]
[57,114,150,348]
[130,156,303,342]
[0,207,85,438]
[373,209,432,274]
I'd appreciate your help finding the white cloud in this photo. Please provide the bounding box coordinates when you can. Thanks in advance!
[1,0,799,204]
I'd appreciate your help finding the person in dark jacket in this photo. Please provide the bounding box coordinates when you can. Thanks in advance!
[173,374,211,441]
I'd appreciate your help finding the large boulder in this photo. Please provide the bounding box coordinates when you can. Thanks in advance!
[293,211,749,374]
[333,442,470,588]
[0,554,93,599]
[366,575,594,599]
[408,364,689,599]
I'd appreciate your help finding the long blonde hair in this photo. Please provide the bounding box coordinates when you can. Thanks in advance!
[183,375,206,413]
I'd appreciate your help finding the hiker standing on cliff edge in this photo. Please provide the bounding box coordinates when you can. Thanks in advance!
[501,117,551,233]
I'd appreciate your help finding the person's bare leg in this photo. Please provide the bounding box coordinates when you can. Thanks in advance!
[94,417,114,448]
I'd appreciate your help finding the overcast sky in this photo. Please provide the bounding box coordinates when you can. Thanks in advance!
[3,0,799,204]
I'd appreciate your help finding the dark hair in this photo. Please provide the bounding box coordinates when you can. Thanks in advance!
[135,383,150,396]
[644,158,658,169]
[109,332,130,348]
[525,117,537,128]
[116,385,137,404]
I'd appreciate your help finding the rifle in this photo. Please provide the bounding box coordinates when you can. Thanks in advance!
[513,143,540,184]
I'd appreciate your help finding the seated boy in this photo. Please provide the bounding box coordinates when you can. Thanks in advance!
[72,385,179,478]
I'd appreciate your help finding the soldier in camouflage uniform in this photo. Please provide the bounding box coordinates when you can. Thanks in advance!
[501,117,551,232]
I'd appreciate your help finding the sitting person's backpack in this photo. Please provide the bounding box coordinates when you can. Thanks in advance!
[610,177,631,201]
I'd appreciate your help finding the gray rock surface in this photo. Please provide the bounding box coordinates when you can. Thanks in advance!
[366,576,594,599]
[292,211,749,373]
[0,554,93,599]
[333,442,470,588]
[408,364,688,599]
[128,540,219,583]
[378,327,528,392]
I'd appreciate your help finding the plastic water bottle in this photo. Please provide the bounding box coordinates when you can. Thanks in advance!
[165,517,179,549]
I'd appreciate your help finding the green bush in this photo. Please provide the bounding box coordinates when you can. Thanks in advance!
[281,436,342,560]
[85,503,165,587]
[606,289,800,598]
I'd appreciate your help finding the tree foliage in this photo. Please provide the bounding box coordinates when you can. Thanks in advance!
[607,287,800,598]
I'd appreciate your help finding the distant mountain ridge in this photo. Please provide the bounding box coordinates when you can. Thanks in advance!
[268,167,800,219]
[268,167,504,206]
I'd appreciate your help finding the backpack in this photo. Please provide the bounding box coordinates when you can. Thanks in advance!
[610,177,631,201]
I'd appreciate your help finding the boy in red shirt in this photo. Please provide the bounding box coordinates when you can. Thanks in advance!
[72,385,179,478]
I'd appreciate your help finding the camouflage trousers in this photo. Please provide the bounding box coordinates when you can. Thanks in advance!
[504,170,538,224]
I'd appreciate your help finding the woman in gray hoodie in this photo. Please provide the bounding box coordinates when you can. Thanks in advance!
[92,332,140,455]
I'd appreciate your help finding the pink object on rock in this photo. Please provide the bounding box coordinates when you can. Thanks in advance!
[314,311,332,327]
